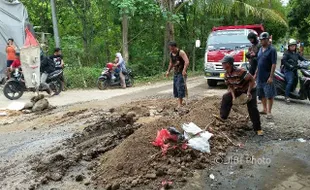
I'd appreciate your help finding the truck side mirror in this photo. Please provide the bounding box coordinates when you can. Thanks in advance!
[195,40,201,48]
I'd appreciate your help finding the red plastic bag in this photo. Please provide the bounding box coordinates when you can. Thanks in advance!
[152,129,178,155]
[152,129,174,147]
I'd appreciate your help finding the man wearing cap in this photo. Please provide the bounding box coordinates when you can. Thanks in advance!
[220,55,263,136]
[282,39,307,103]
[254,32,277,119]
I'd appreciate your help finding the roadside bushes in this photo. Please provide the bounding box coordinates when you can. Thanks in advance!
[303,47,310,58]
[64,67,102,89]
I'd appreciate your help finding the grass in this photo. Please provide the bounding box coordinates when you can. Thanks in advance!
[134,70,204,86]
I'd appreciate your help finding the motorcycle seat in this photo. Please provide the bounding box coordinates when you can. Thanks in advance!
[301,69,310,78]
[275,70,285,78]
[49,70,62,75]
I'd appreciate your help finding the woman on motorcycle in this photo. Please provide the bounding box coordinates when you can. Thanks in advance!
[114,53,127,88]
[282,39,307,103]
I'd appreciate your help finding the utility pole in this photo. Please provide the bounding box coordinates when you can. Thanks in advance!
[50,0,60,48]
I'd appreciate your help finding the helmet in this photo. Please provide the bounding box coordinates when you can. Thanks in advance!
[106,62,114,70]
[259,32,270,40]
[220,55,234,65]
[288,39,297,46]
[247,32,257,40]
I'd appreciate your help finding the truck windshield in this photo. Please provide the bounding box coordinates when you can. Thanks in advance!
[207,30,250,49]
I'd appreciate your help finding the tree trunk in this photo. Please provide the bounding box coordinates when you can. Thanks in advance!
[234,19,238,25]
[192,44,196,71]
[269,0,272,8]
[162,0,175,68]
[162,29,168,68]
[122,13,129,63]
[167,0,175,42]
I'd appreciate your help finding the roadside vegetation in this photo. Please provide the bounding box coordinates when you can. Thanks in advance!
[16,0,309,88]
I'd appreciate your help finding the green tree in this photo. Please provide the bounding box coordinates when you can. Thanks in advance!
[287,0,310,44]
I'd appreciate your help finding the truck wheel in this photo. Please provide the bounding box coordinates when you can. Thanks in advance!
[207,80,218,87]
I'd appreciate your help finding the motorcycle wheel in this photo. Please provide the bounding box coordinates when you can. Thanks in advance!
[97,79,108,90]
[126,75,134,87]
[3,81,24,100]
[50,79,62,95]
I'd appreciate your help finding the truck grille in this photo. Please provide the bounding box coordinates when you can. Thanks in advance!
[214,63,241,71]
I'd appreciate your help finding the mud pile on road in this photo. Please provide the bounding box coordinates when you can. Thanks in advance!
[28,97,250,190]
[96,97,250,189]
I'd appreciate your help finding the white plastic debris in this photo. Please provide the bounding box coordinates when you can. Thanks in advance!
[0,112,7,116]
[297,138,306,143]
[182,122,203,135]
[209,174,215,180]
[182,122,213,153]
[7,102,26,111]
[229,172,234,175]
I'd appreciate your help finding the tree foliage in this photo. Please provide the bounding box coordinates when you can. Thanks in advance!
[19,0,288,80]
[287,0,310,44]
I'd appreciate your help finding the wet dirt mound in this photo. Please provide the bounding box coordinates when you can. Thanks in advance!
[26,97,250,190]
[28,111,142,189]
[96,97,250,189]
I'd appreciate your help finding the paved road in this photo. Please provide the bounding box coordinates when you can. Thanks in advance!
[0,76,213,109]
[0,52,284,109]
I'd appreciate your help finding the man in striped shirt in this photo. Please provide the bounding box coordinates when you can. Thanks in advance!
[220,55,263,136]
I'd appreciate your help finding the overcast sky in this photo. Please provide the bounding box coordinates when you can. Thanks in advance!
[282,0,289,6]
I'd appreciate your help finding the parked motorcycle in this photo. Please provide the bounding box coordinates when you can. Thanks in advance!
[97,64,134,90]
[241,61,310,101]
[3,69,63,100]
[274,61,310,101]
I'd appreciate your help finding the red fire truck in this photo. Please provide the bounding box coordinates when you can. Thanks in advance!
[204,24,265,87]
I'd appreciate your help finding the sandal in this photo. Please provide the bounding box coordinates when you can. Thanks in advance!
[259,111,267,115]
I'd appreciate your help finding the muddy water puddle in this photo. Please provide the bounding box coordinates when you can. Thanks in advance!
[204,140,310,190]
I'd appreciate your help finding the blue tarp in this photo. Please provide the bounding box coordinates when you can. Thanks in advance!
[0,0,29,81]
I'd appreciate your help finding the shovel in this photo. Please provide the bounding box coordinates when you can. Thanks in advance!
[233,93,251,105]
[183,76,188,105]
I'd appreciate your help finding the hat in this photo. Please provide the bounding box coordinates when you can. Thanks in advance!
[220,55,234,64]
[259,32,270,40]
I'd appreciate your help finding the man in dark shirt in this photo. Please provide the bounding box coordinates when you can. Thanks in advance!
[282,39,307,103]
[255,32,277,119]
[219,55,262,136]
[166,42,190,108]
[50,48,65,90]
[246,32,260,76]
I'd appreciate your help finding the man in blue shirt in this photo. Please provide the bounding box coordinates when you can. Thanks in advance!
[254,32,277,119]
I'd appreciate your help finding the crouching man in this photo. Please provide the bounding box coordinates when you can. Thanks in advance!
[219,55,263,136]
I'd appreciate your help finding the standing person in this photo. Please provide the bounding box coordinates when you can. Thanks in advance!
[165,42,190,108]
[50,48,65,90]
[282,39,307,103]
[5,38,16,78]
[254,32,277,119]
[219,55,263,135]
[114,53,127,88]
[246,32,260,76]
